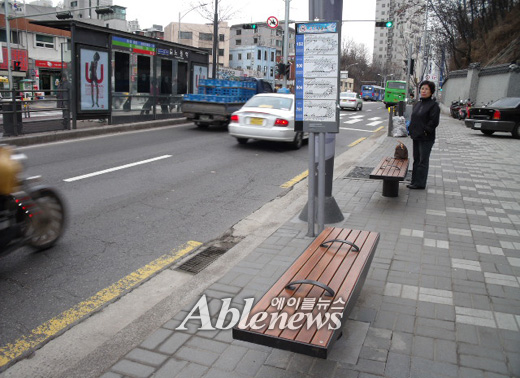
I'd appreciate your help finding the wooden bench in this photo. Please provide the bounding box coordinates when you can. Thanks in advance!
[232,227,379,359]
[369,157,409,197]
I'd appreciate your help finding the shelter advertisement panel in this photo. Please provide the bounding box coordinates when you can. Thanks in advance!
[80,48,109,111]
[192,65,208,94]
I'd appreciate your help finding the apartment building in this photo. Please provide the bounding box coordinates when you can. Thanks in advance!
[228,23,295,81]
[373,0,425,86]
[164,21,229,76]
[61,0,127,31]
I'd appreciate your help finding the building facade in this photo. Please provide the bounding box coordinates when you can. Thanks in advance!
[372,0,429,94]
[164,21,229,77]
[228,23,295,82]
[61,0,127,31]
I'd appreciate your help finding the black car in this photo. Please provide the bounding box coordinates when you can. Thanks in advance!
[465,97,520,138]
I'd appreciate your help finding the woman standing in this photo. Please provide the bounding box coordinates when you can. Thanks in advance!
[407,80,441,189]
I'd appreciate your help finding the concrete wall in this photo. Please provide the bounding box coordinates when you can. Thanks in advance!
[441,63,520,106]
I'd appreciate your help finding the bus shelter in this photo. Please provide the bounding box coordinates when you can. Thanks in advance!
[31,20,209,127]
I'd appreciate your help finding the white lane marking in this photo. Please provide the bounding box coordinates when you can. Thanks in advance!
[340,127,376,132]
[349,115,364,119]
[64,155,172,182]
[367,121,383,126]
[368,117,382,120]
[344,119,363,124]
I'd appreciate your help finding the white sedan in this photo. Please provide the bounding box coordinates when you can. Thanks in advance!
[339,92,363,111]
[228,93,307,149]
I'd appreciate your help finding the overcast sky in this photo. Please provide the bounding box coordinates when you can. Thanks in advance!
[53,0,377,56]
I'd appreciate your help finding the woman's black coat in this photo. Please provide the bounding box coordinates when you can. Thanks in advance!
[409,97,440,141]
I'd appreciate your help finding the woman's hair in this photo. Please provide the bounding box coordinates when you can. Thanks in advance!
[419,80,436,95]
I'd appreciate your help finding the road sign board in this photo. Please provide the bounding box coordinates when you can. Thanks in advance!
[267,16,278,29]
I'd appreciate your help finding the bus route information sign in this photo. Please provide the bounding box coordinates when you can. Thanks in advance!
[294,22,340,133]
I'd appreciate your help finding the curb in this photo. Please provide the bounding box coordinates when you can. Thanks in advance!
[1,118,189,147]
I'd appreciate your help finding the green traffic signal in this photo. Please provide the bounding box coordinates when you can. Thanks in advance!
[385,21,393,28]
[375,20,394,28]
[251,24,257,29]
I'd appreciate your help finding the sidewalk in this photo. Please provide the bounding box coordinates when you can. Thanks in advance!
[87,113,519,378]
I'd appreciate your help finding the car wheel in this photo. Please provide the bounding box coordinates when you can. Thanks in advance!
[481,130,495,136]
[359,104,363,111]
[196,123,209,129]
[512,123,520,139]
[236,138,248,144]
[291,132,303,150]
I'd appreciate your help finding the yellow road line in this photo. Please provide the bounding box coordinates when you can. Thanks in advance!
[281,170,308,188]
[373,126,384,133]
[0,240,202,370]
[348,137,367,147]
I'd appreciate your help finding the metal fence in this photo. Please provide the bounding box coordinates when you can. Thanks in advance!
[0,88,70,137]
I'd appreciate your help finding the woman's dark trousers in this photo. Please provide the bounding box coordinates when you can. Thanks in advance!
[411,139,435,188]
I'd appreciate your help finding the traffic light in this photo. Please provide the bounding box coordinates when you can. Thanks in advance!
[376,20,394,28]
[13,61,21,71]
[276,62,285,76]
[242,23,257,30]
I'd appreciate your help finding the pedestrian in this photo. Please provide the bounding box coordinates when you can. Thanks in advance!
[407,80,440,190]
[57,73,70,129]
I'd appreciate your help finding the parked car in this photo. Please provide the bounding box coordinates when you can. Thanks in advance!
[228,93,307,149]
[339,92,363,111]
[465,97,520,138]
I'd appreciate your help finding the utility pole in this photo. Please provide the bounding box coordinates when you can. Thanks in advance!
[212,0,219,78]
[4,0,13,92]
[282,0,290,88]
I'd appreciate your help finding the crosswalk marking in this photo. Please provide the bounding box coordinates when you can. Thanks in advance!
[367,121,383,126]
[344,119,363,124]
[368,117,382,121]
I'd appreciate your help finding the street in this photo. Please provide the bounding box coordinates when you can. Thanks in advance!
[0,101,388,363]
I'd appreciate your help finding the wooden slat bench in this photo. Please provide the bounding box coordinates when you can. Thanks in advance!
[232,227,379,359]
[369,157,409,197]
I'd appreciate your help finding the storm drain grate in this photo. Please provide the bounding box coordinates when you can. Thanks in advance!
[176,246,228,274]
[345,166,412,181]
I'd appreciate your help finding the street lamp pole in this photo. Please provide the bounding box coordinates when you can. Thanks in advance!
[4,0,13,92]
[178,4,207,42]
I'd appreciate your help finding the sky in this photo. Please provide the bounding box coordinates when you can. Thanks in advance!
[52,0,377,56]
[125,0,376,54]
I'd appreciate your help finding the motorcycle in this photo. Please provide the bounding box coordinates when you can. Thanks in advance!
[458,99,472,120]
[0,145,66,256]
[450,100,463,119]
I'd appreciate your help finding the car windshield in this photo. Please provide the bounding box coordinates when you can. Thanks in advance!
[490,98,520,108]
[340,93,356,99]
[245,96,293,110]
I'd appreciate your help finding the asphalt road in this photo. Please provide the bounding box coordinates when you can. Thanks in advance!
[0,101,388,359]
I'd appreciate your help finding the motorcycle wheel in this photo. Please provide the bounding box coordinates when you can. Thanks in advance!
[25,188,66,250]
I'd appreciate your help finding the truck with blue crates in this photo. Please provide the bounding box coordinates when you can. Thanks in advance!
[181,77,274,127]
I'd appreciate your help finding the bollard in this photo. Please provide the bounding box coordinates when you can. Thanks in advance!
[387,106,393,136]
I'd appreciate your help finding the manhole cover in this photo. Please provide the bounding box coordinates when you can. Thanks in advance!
[344,166,374,179]
[176,246,228,274]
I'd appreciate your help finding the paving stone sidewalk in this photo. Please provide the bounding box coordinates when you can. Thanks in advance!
[102,114,520,378]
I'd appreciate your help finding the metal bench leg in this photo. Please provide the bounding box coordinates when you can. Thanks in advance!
[382,180,399,197]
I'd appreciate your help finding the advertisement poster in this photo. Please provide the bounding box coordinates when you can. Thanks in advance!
[192,65,208,94]
[80,48,109,111]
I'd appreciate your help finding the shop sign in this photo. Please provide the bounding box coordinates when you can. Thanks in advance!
[35,60,67,69]
[112,36,156,56]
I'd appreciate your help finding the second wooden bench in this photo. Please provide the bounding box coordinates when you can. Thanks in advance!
[369,156,409,197]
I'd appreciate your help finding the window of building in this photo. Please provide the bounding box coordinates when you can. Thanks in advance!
[0,30,20,44]
[236,39,241,45]
[229,54,233,61]
[236,29,241,36]
[219,49,224,57]
[200,33,213,41]
[264,51,267,60]
[71,1,78,6]
[219,34,224,42]
[257,65,261,71]
[35,34,54,48]
[271,51,274,61]
[257,50,261,60]
[160,59,173,95]
[247,52,251,59]
[382,11,386,15]
[253,38,258,44]
[238,53,242,60]
[263,66,267,73]
[180,31,192,40]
